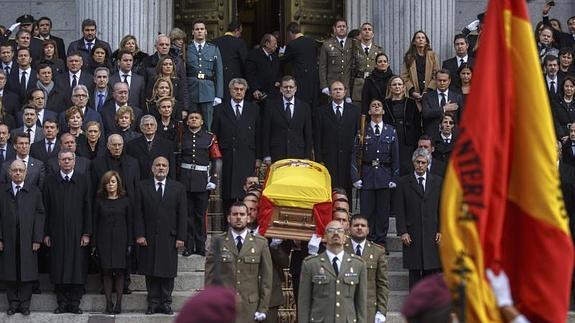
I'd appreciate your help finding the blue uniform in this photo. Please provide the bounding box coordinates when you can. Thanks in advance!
[351,122,399,246]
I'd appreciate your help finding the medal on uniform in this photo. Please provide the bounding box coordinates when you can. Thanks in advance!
[251,247,255,253]
[319,267,325,275]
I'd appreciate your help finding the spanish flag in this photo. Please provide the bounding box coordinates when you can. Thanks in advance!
[440,0,574,321]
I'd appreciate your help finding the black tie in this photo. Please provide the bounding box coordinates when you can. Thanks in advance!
[355,245,362,256]
[15,185,20,196]
[122,74,129,84]
[235,104,241,119]
[440,93,447,107]
[285,102,292,120]
[4,66,9,75]
[72,74,77,88]
[0,148,4,162]
[157,182,163,198]
[97,93,105,112]
[332,256,339,275]
[340,40,344,47]
[47,141,53,153]
[236,236,243,252]
[364,47,369,55]
[86,42,93,51]
[550,81,556,94]
[374,124,380,136]
[336,105,342,121]
[147,140,153,151]
[20,71,27,91]
[459,58,465,66]
[64,175,70,182]
[26,128,32,137]
[198,44,202,53]
[418,176,425,192]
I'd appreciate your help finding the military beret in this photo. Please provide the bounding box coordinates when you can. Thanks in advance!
[175,286,236,323]
[400,274,452,318]
[16,14,35,25]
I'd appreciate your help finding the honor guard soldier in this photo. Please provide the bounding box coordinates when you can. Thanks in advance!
[319,19,354,100]
[179,110,222,256]
[351,99,399,249]
[351,22,385,107]
[298,220,367,323]
[205,202,273,322]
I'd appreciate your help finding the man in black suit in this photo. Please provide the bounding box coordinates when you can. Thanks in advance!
[442,34,475,85]
[544,55,563,103]
[17,88,58,128]
[89,67,113,113]
[36,64,68,114]
[416,135,446,177]
[134,156,186,315]
[395,148,442,288]
[12,28,42,62]
[281,22,320,108]
[245,34,281,102]
[139,35,186,89]
[212,78,261,210]
[126,115,176,180]
[0,69,20,118]
[0,124,16,162]
[58,85,103,134]
[36,17,66,61]
[110,51,146,110]
[262,75,313,163]
[7,47,37,104]
[313,80,360,199]
[562,123,575,167]
[30,118,59,162]
[54,53,94,106]
[11,106,44,144]
[0,132,45,189]
[66,19,111,67]
[46,133,90,176]
[100,82,142,135]
[211,21,248,99]
[0,44,16,77]
[421,69,464,136]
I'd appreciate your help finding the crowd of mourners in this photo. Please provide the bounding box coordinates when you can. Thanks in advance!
[0,2,572,321]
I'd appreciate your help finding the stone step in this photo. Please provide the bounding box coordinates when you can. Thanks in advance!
[388,291,408,312]
[386,235,402,253]
[388,216,397,234]
[387,251,404,272]
[177,254,206,272]
[0,291,195,313]
[388,271,409,291]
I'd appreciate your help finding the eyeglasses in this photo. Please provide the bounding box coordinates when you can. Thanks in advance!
[325,228,345,234]
[73,94,87,98]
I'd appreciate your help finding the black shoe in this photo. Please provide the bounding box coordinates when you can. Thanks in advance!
[7,308,16,315]
[194,249,206,256]
[53,306,65,314]
[182,249,193,257]
[145,307,155,315]
[105,300,114,314]
[123,288,132,295]
[161,305,173,315]
[32,287,41,294]
[70,307,83,314]
[113,302,122,314]
[21,308,30,316]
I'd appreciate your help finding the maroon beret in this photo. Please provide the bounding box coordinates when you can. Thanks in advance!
[401,274,452,318]
[176,286,236,323]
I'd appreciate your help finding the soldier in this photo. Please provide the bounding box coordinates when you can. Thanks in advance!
[205,202,273,322]
[186,20,224,130]
[179,111,222,256]
[298,220,367,323]
[351,22,385,107]
[344,214,389,323]
[319,19,354,102]
[351,99,399,249]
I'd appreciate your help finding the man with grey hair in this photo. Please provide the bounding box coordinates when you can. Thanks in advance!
[100,82,143,135]
[59,85,103,133]
[90,67,112,113]
[394,147,443,289]
[140,34,186,88]
[55,52,94,105]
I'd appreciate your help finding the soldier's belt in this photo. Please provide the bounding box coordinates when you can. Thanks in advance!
[355,71,370,79]
[180,163,209,171]
[363,160,392,167]
[187,72,215,81]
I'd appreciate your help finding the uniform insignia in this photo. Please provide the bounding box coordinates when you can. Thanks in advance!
[319,267,325,275]
[369,254,373,259]
[350,267,354,273]
[365,135,371,140]
[251,247,255,253]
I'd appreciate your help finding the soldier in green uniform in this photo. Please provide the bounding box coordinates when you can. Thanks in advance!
[319,19,354,101]
[351,22,385,108]
[344,214,389,323]
[298,220,367,323]
[205,202,273,322]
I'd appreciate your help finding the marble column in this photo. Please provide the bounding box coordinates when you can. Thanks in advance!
[76,0,173,53]
[346,0,374,30]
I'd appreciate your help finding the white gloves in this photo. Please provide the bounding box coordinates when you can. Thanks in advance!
[486,269,513,307]
[388,182,396,188]
[375,311,386,323]
[278,46,286,55]
[321,87,330,96]
[308,233,321,255]
[466,19,480,31]
[270,238,283,248]
[345,97,352,104]
[212,97,222,106]
[254,312,266,321]
[263,156,272,164]
[8,22,21,32]
[206,182,216,190]
[353,180,363,189]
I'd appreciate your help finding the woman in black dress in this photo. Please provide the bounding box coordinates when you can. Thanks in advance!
[384,75,422,175]
[553,76,575,141]
[155,96,179,142]
[93,170,132,314]
[361,52,394,115]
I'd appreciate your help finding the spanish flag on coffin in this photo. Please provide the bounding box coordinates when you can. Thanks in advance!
[258,159,333,237]
[440,0,574,322]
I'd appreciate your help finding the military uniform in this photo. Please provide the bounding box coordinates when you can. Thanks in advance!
[344,241,389,323]
[351,122,399,246]
[298,251,367,323]
[351,43,385,106]
[319,37,354,91]
[186,42,224,130]
[178,128,221,255]
[205,231,273,323]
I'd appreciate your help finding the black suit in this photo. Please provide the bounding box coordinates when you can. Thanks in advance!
[441,56,475,86]
[46,156,91,178]
[88,87,113,114]
[0,157,45,189]
[0,145,16,162]
[421,90,464,136]
[1,89,21,118]
[30,139,60,162]
[313,102,360,197]
[91,152,140,200]
[211,35,248,98]
[110,72,146,110]
[245,48,280,100]
[125,135,176,180]
[100,101,142,135]
[7,68,38,104]
[40,35,66,61]
[67,38,112,67]
[44,87,69,114]
[432,133,456,163]
[54,71,94,107]
[281,35,320,107]
[262,97,313,161]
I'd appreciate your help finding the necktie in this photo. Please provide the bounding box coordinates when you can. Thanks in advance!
[418,176,425,192]
[285,102,292,120]
[122,74,129,84]
[340,40,344,47]
[0,148,4,162]
[47,141,53,153]
[236,236,243,252]
[72,74,77,88]
[459,58,465,66]
[26,128,32,137]
[64,175,70,182]
[374,124,380,136]
[355,245,362,256]
[550,81,556,94]
[332,256,339,275]
[147,140,153,151]
[157,182,163,198]
[336,105,342,121]
[198,44,202,53]
[364,47,369,55]
[86,42,93,51]
[440,93,447,107]
[15,185,20,196]
[20,71,27,90]
[235,104,241,119]
[4,66,9,75]
[97,93,104,112]
[268,54,272,62]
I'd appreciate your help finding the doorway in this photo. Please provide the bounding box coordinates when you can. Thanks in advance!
[237,0,282,48]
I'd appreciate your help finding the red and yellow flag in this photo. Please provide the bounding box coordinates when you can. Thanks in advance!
[440,0,574,322]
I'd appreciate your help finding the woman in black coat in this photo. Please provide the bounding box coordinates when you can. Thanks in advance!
[383,75,422,175]
[93,170,132,314]
[361,52,394,115]
[552,76,575,141]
